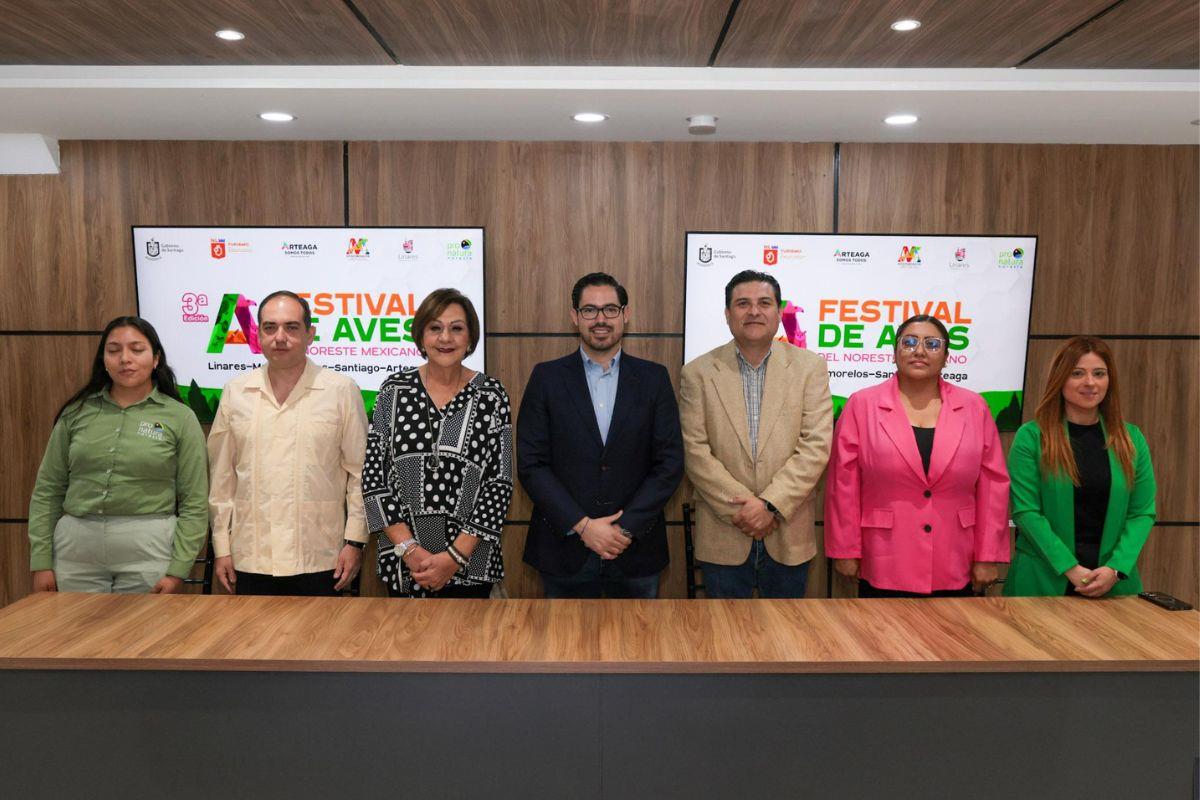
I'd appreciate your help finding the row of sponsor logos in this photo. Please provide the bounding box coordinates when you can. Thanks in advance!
[697,244,1027,270]
[143,237,476,262]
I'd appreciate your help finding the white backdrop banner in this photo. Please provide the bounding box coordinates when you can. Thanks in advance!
[684,232,1036,430]
[133,226,485,422]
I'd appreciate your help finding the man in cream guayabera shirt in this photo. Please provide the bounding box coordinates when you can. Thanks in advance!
[208,291,369,596]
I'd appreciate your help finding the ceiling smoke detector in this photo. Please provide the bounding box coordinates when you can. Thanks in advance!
[688,115,717,135]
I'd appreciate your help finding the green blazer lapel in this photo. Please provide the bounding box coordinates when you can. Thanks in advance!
[1096,417,1131,563]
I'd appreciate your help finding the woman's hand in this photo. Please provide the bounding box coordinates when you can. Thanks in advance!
[31,570,57,593]
[384,522,414,546]
[833,558,860,580]
[410,552,460,592]
[1064,564,1093,592]
[151,576,184,594]
[970,562,999,593]
[1075,566,1120,598]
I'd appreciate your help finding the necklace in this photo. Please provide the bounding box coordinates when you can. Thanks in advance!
[422,368,469,472]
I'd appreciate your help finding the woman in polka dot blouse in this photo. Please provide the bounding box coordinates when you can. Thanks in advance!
[363,288,513,597]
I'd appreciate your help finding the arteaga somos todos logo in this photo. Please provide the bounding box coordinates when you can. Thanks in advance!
[181,292,210,323]
[446,239,473,260]
[210,239,226,259]
[346,238,370,258]
[833,248,870,264]
[699,245,713,264]
[898,245,922,265]
[998,247,1025,269]
[763,245,779,266]
[281,242,318,257]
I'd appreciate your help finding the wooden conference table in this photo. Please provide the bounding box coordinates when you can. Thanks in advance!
[0,593,1195,799]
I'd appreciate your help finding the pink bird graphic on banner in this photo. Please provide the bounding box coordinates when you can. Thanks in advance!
[781,301,806,348]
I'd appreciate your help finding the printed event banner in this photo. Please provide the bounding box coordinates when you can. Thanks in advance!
[133,226,485,423]
[683,232,1036,431]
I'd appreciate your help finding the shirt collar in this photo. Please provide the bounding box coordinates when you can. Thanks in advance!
[735,348,771,372]
[96,386,168,407]
[580,346,621,372]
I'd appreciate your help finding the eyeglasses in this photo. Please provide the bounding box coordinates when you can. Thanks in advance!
[899,335,945,352]
[576,304,625,320]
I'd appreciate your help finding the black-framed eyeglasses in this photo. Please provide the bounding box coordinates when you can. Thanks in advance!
[576,304,625,320]
[899,335,945,353]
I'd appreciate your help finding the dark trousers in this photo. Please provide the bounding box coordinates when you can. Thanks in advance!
[387,583,493,599]
[540,552,661,599]
[234,569,341,597]
[858,580,975,599]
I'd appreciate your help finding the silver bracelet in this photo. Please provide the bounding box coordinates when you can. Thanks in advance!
[446,543,469,569]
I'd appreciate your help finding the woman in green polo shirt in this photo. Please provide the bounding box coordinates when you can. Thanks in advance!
[1004,336,1156,598]
[27,316,209,594]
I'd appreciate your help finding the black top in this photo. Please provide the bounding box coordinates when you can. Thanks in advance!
[912,426,935,475]
[1068,420,1111,571]
[362,369,514,594]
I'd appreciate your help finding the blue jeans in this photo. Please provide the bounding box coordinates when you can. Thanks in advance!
[700,541,810,599]
[540,552,660,599]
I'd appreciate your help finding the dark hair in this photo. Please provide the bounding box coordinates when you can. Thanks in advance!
[724,270,781,308]
[893,314,951,353]
[257,290,312,328]
[571,272,628,309]
[411,288,481,358]
[54,316,182,422]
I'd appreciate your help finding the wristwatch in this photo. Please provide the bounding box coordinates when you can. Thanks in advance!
[1108,565,1128,581]
[761,498,783,520]
[343,539,365,550]
[394,538,420,559]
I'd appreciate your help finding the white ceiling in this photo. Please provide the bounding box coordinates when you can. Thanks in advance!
[0,66,1197,144]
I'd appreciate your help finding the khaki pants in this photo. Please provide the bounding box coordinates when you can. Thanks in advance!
[52,513,177,593]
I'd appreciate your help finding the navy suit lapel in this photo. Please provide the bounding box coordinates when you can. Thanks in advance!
[564,354,605,449]
[604,355,639,452]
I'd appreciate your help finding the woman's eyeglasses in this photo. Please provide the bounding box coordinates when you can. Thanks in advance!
[899,336,945,353]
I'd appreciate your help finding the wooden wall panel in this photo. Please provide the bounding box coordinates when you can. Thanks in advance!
[838,144,1199,336]
[0,336,96,518]
[1023,0,1199,69]
[0,525,31,607]
[0,0,391,65]
[353,0,729,66]
[350,141,835,333]
[1139,527,1199,609]
[1023,339,1198,522]
[716,0,1113,67]
[0,140,345,330]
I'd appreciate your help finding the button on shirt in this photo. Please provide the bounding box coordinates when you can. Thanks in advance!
[736,349,771,459]
[27,388,209,578]
[582,347,621,444]
[207,359,368,577]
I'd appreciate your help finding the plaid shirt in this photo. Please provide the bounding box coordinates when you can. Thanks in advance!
[736,349,771,460]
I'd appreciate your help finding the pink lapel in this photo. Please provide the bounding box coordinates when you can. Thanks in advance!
[926,380,966,486]
[877,377,928,485]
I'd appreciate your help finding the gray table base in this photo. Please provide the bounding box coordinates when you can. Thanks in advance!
[2,671,1195,799]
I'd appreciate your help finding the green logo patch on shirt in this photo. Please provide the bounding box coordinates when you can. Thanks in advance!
[137,421,166,442]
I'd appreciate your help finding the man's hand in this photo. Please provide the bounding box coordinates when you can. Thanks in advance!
[333,543,364,591]
[833,558,860,580]
[214,555,237,594]
[729,496,776,538]
[151,575,184,594]
[31,570,57,593]
[411,552,459,592]
[970,562,999,594]
[579,511,629,560]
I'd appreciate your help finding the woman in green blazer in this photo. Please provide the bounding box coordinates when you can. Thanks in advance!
[1005,336,1156,597]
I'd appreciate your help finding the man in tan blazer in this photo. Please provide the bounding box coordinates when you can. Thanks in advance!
[680,270,832,598]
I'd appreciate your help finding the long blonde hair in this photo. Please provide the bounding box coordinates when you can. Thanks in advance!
[1033,336,1134,485]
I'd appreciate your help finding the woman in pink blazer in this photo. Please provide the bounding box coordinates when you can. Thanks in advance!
[825,315,1010,597]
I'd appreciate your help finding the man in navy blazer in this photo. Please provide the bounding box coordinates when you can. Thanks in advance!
[517,273,684,598]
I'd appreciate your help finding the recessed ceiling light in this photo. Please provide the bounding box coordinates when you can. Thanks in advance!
[890,19,921,31]
[215,29,245,41]
[884,114,919,126]
[572,112,609,123]
[259,112,295,123]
